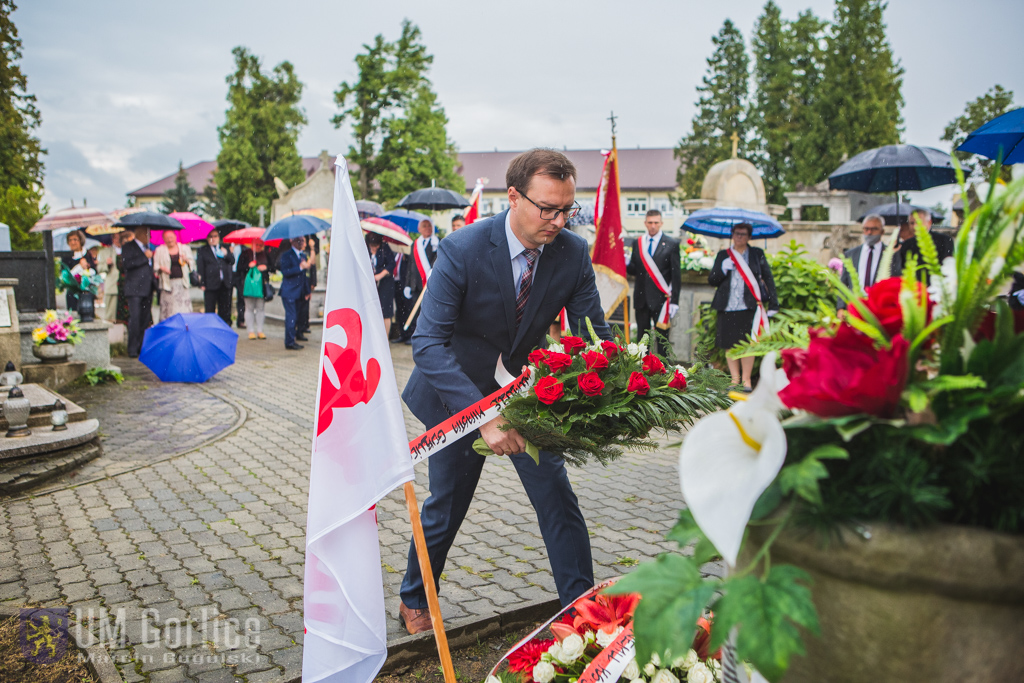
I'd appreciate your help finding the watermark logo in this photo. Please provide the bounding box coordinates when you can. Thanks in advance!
[20,608,69,664]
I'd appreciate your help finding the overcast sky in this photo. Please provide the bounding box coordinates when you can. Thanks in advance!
[16,0,1024,213]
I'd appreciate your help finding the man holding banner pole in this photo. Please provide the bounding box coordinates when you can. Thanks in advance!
[398,149,612,634]
[626,209,680,353]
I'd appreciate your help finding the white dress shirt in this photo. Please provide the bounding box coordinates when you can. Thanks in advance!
[505,211,544,296]
[643,230,663,255]
[858,241,885,287]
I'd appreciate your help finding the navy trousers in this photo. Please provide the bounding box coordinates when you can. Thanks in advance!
[400,434,593,609]
[282,296,298,347]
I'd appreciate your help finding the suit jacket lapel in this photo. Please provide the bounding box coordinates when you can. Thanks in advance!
[488,216,517,347]
[511,244,554,353]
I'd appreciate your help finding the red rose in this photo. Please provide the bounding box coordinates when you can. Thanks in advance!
[582,350,609,371]
[534,376,565,404]
[668,371,688,390]
[850,277,931,337]
[779,325,909,418]
[528,348,550,366]
[561,336,586,355]
[541,352,573,374]
[627,371,650,396]
[577,371,605,397]
[642,354,666,374]
[601,341,622,358]
[975,308,1024,341]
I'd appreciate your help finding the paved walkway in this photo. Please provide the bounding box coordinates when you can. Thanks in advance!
[0,325,693,682]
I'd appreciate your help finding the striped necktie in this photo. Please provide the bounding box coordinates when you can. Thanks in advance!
[515,249,540,327]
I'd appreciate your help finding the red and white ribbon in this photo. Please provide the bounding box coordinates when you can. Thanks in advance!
[407,358,534,463]
[727,248,770,340]
[558,307,570,334]
[639,235,672,325]
[413,237,433,285]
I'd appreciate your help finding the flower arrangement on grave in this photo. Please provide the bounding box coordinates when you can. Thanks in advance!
[487,582,731,683]
[619,165,1024,681]
[57,261,101,295]
[680,235,715,272]
[32,310,85,346]
[472,321,731,467]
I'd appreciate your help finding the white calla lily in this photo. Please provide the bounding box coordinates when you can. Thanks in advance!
[679,353,789,567]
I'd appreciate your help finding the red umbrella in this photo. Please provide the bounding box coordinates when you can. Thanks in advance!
[361,217,412,247]
[223,227,266,245]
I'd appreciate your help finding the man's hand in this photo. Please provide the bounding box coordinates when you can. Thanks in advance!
[300,260,310,270]
[144,249,153,259]
[479,416,525,457]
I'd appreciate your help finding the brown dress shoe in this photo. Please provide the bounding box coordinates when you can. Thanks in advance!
[399,602,433,635]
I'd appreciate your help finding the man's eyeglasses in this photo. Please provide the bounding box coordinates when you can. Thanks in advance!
[516,189,581,221]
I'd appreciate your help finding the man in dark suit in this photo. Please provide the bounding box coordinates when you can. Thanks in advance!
[401,219,438,344]
[196,231,235,325]
[277,236,310,350]
[838,214,887,308]
[120,228,155,358]
[398,149,611,635]
[391,248,412,340]
[894,208,955,280]
[626,209,681,351]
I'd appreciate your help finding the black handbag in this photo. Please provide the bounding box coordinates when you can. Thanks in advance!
[263,280,275,302]
[189,271,201,288]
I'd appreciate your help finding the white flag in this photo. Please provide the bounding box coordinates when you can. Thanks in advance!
[302,158,414,682]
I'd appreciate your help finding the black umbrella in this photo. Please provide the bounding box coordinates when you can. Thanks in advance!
[857,202,945,226]
[829,145,967,193]
[113,211,184,231]
[213,218,250,240]
[396,186,470,211]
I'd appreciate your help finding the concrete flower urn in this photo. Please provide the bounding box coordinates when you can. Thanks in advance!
[32,342,74,364]
[748,521,1024,682]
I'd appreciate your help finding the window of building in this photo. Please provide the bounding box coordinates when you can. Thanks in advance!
[626,198,647,216]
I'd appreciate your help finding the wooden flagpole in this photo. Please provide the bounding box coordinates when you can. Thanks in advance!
[624,296,631,344]
[403,482,456,683]
[404,288,427,331]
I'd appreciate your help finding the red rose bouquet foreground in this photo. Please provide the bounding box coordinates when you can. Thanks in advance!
[618,165,1024,682]
[473,321,731,467]
[488,581,730,683]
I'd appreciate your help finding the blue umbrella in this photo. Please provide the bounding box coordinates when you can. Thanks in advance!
[261,214,331,244]
[139,313,237,383]
[682,207,785,239]
[958,108,1024,164]
[381,208,430,233]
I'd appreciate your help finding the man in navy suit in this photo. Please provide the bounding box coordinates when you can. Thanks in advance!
[626,209,681,351]
[399,149,611,634]
[120,227,155,358]
[277,236,310,350]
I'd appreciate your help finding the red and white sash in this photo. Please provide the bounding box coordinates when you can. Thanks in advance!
[558,307,570,334]
[413,237,433,284]
[638,235,672,325]
[728,248,770,339]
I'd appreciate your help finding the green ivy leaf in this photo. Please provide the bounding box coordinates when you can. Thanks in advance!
[711,565,820,682]
[666,509,701,547]
[778,444,847,505]
[606,553,717,667]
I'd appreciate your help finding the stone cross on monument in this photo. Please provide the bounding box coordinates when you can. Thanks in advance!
[257,206,266,228]
[730,131,740,159]
[607,110,617,138]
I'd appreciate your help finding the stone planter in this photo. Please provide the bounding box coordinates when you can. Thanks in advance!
[746,521,1024,682]
[31,342,74,364]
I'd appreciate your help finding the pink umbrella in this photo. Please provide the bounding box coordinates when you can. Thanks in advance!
[31,206,114,232]
[167,212,216,243]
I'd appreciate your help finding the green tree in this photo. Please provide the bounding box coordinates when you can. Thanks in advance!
[800,0,904,186]
[676,19,749,200]
[788,10,828,189]
[160,162,199,214]
[748,1,795,204]
[214,47,306,226]
[942,85,1015,183]
[333,20,460,203]
[0,0,44,249]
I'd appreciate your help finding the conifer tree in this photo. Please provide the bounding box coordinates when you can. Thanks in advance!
[748,1,795,204]
[333,20,460,203]
[788,10,828,189]
[160,162,199,214]
[803,0,904,185]
[0,0,44,249]
[942,85,1015,183]
[675,20,749,200]
[214,47,306,226]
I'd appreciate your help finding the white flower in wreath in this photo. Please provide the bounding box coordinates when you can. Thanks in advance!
[672,649,698,670]
[643,663,657,677]
[686,662,714,683]
[622,658,641,680]
[651,668,679,683]
[674,365,689,378]
[485,676,501,683]
[699,255,715,270]
[560,633,586,662]
[595,625,623,648]
[548,342,564,354]
[679,353,789,567]
[533,661,556,683]
[544,641,562,662]
[584,629,597,644]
